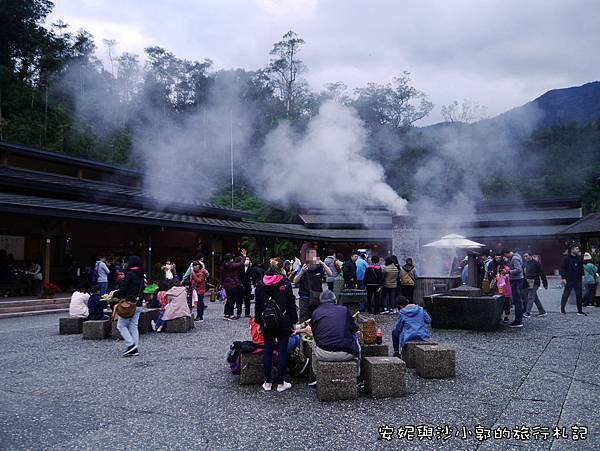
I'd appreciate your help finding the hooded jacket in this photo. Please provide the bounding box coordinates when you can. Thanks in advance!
[311,302,359,357]
[342,259,357,285]
[221,257,244,290]
[364,265,384,286]
[323,255,339,283]
[382,263,399,288]
[162,285,192,321]
[523,259,548,288]
[393,304,431,349]
[356,257,368,281]
[254,273,298,335]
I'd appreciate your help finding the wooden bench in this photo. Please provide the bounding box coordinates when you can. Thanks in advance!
[401,341,438,369]
[414,344,456,379]
[316,360,358,402]
[82,319,111,340]
[59,317,84,335]
[364,356,406,398]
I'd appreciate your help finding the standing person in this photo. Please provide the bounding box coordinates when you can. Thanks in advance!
[95,256,111,296]
[294,246,332,323]
[254,258,298,393]
[583,253,598,307]
[162,259,176,280]
[343,252,359,289]
[399,257,417,302]
[503,249,524,327]
[28,261,43,297]
[190,260,209,322]
[381,257,399,314]
[182,253,204,284]
[364,256,384,314]
[560,245,586,316]
[221,250,246,321]
[324,250,340,291]
[356,253,368,289]
[241,256,256,318]
[522,252,548,317]
[110,255,145,356]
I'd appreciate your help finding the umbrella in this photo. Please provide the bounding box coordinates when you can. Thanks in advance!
[423,233,485,249]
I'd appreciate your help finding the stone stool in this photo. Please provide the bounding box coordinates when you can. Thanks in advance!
[240,352,266,385]
[164,316,192,333]
[360,343,389,375]
[59,317,84,335]
[82,319,111,340]
[364,356,406,398]
[138,308,160,334]
[302,340,315,381]
[414,345,456,379]
[401,341,438,369]
[111,320,122,339]
[316,360,358,402]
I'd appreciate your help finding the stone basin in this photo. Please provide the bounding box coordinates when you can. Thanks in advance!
[423,293,505,331]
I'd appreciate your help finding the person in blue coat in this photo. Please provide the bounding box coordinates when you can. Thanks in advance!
[391,296,431,358]
[356,253,368,289]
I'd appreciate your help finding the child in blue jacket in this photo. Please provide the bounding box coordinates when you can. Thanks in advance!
[392,296,431,358]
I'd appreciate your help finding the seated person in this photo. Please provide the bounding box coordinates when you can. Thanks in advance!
[392,296,432,358]
[154,280,191,331]
[309,290,360,383]
[151,281,170,332]
[87,285,109,320]
[69,282,91,319]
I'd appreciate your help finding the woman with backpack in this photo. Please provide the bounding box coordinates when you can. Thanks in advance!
[254,258,298,393]
[399,257,418,302]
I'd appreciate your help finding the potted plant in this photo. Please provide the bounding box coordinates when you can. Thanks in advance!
[42,282,61,299]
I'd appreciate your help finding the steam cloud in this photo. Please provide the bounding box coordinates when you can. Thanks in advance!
[255,101,408,214]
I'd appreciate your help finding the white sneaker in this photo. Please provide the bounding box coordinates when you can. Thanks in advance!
[262,382,272,391]
[277,381,292,392]
[151,320,157,331]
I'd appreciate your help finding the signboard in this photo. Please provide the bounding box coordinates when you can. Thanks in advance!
[0,235,25,260]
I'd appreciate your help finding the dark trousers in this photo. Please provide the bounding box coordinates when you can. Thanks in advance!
[299,297,315,323]
[510,279,523,324]
[366,285,381,314]
[224,287,242,317]
[401,285,415,302]
[561,282,583,313]
[242,285,252,316]
[503,297,511,316]
[326,282,334,291]
[263,335,289,385]
[584,284,596,306]
[382,287,397,311]
[196,291,205,320]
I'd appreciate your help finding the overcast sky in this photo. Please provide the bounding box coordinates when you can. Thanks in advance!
[50,0,600,124]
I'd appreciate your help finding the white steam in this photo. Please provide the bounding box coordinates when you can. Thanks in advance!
[255,101,408,214]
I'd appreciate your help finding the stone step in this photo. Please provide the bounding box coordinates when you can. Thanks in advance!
[0,297,70,308]
[0,308,69,319]
[0,302,71,314]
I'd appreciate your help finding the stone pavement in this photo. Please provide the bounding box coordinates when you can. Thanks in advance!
[0,286,598,450]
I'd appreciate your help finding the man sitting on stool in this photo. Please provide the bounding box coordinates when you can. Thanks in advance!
[307,291,360,385]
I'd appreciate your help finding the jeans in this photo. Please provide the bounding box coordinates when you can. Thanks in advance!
[584,284,597,306]
[224,287,241,317]
[525,286,546,315]
[382,287,397,311]
[155,311,166,329]
[509,280,523,325]
[99,282,108,296]
[366,285,381,314]
[263,335,289,385]
[561,282,583,313]
[196,291,205,320]
[401,285,415,302]
[117,306,142,348]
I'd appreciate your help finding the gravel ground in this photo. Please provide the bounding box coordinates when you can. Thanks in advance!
[0,285,598,451]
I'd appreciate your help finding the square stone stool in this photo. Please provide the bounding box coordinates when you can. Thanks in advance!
[415,345,455,379]
[164,316,192,333]
[361,343,389,375]
[59,317,84,335]
[240,352,266,385]
[138,308,160,334]
[402,341,438,369]
[316,360,358,402]
[364,356,406,398]
[82,319,111,340]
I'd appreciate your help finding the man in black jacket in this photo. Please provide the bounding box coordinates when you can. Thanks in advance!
[522,252,548,317]
[343,252,359,289]
[309,291,360,382]
[560,245,586,315]
[364,256,384,314]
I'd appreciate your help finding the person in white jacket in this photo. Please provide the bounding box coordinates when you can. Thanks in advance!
[69,286,90,318]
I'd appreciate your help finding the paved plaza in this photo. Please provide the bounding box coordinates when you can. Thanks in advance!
[0,282,598,450]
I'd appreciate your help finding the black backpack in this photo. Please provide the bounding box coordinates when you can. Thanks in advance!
[262,282,286,332]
